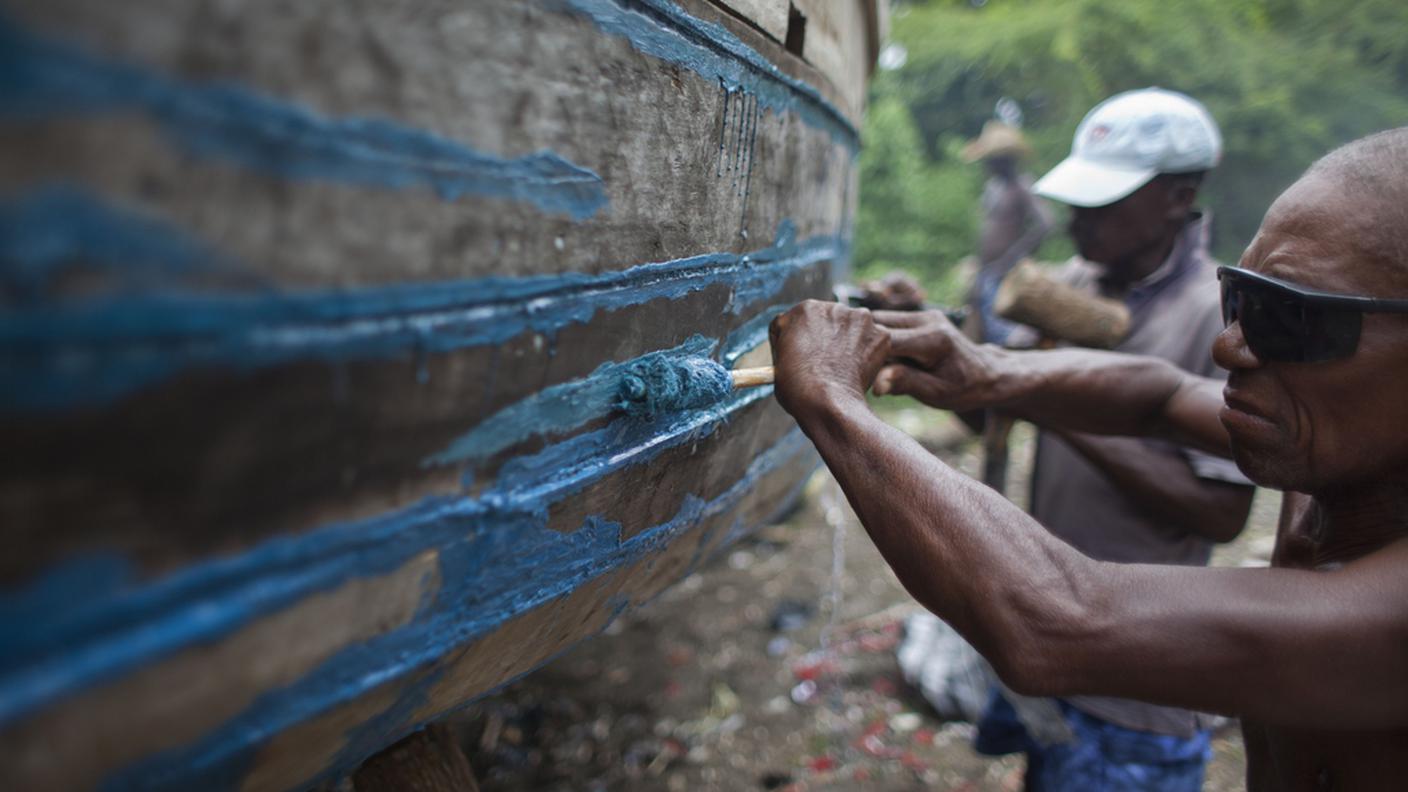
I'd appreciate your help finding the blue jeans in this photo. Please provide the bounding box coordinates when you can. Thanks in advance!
[974,270,1022,346]
[975,691,1211,792]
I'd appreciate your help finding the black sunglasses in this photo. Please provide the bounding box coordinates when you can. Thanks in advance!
[1217,265,1408,362]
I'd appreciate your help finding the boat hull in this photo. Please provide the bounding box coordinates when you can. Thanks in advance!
[0,1,880,788]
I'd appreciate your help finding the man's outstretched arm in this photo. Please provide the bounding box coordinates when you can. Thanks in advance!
[868,308,1231,456]
[770,301,1408,730]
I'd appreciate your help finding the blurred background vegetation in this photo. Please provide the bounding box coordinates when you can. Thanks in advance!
[855,0,1408,304]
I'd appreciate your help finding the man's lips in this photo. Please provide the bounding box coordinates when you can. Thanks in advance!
[1221,387,1277,433]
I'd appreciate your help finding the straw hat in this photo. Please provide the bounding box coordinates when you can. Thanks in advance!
[960,121,1032,162]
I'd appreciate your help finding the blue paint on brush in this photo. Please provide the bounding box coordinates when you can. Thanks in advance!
[0,219,836,410]
[616,351,732,417]
[0,13,606,219]
[0,185,236,301]
[557,0,859,153]
[80,427,812,791]
[426,335,718,467]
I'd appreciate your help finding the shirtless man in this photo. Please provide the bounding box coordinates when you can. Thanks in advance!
[769,128,1408,790]
[961,120,1051,345]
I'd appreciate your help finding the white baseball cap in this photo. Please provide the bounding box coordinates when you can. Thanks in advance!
[1034,88,1222,208]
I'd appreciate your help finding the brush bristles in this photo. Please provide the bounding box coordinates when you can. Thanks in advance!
[616,356,733,417]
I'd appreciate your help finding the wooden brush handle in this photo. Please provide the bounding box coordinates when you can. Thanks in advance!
[730,366,775,389]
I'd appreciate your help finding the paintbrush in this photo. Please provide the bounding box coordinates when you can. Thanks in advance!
[616,356,774,417]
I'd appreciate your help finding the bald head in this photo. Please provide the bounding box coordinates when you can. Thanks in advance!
[1296,128,1408,277]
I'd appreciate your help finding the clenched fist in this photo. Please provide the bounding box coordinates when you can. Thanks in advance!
[768,301,890,419]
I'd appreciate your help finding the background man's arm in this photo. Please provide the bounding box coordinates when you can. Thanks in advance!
[870,309,1231,454]
[1054,431,1253,543]
[773,301,1408,730]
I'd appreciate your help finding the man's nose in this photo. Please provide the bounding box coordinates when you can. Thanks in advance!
[1211,321,1262,371]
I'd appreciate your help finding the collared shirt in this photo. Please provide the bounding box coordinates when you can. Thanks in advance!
[1029,213,1251,737]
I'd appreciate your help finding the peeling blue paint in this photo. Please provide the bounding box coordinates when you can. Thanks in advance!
[74,427,812,791]
[0,219,837,410]
[556,0,859,153]
[0,13,606,219]
[427,335,719,467]
[722,301,790,367]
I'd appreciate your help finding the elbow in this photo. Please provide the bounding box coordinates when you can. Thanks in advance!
[988,640,1065,698]
[982,593,1094,699]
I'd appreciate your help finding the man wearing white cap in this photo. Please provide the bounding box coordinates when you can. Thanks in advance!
[971,88,1255,790]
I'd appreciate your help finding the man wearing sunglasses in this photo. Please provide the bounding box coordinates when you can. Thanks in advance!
[965,89,1256,790]
[768,126,1408,790]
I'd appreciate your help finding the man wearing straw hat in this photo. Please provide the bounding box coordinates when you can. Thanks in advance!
[961,119,1053,345]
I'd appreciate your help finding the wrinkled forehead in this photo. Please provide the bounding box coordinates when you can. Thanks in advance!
[1244,173,1408,298]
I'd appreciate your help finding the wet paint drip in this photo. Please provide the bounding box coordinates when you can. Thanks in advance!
[714,83,763,238]
[818,476,848,656]
[818,476,850,712]
[616,353,732,418]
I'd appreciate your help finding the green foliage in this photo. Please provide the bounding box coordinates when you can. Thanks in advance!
[853,97,979,304]
[857,0,1408,285]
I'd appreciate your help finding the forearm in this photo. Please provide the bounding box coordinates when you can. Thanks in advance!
[985,348,1230,454]
[793,390,1103,688]
[1055,431,1253,542]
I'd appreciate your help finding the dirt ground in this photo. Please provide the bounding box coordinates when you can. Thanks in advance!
[453,407,1279,791]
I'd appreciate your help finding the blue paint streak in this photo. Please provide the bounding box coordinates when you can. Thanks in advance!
[556,0,859,153]
[0,370,776,724]
[0,220,837,410]
[88,426,813,791]
[0,13,606,219]
[0,186,238,302]
[721,301,790,367]
[427,335,718,467]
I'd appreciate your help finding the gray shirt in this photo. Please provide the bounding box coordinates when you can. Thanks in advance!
[1030,214,1251,737]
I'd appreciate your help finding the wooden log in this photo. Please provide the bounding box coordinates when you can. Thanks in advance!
[353,725,479,792]
[994,260,1131,349]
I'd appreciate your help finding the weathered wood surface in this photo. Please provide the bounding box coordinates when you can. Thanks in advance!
[0,0,876,789]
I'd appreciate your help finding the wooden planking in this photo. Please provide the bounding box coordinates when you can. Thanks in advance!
[0,257,829,583]
[0,552,441,791]
[0,0,857,287]
[712,0,790,42]
[0,0,854,584]
[0,0,880,789]
[793,0,876,123]
[0,414,819,791]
